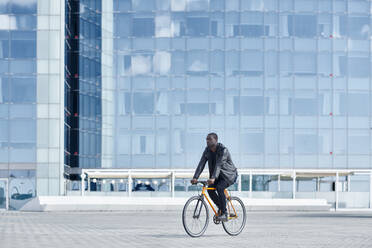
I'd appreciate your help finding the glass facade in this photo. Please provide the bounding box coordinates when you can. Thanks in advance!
[0,0,64,208]
[0,0,372,205]
[65,0,102,174]
[112,0,372,170]
[0,0,38,208]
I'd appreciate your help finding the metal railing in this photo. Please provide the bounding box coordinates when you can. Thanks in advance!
[71,168,372,210]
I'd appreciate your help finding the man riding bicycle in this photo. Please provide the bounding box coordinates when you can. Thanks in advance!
[191,133,238,222]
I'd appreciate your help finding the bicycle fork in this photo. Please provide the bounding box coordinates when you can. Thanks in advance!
[193,196,204,219]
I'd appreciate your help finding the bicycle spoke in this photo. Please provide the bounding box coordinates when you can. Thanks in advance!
[183,196,209,237]
[222,197,246,236]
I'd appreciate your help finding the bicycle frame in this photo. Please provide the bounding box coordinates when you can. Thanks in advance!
[199,186,238,219]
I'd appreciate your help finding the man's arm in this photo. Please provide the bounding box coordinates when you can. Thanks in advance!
[193,148,208,180]
[211,148,228,179]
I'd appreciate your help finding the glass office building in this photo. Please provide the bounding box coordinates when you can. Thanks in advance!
[1,0,372,209]
[0,0,64,209]
[113,0,372,170]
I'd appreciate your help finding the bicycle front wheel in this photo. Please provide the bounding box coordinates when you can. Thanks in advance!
[222,196,246,236]
[182,196,209,237]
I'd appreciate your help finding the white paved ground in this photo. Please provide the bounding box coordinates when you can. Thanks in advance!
[0,211,371,248]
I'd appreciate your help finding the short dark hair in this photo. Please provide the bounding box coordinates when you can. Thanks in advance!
[207,132,218,141]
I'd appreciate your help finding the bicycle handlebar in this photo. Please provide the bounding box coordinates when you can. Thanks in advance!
[192,180,209,186]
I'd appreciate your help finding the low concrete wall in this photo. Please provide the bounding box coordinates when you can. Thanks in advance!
[20,196,331,212]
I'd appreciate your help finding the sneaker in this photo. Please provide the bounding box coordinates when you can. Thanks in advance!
[217,212,228,222]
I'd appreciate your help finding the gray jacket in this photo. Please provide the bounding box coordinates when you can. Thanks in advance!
[193,142,238,185]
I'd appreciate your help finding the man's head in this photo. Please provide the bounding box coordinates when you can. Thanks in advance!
[206,133,218,149]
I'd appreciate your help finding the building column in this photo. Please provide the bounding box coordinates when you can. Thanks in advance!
[278,174,281,192]
[5,179,8,211]
[171,172,175,198]
[238,173,242,192]
[87,176,90,192]
[249,171,252,198]
[316,177,320,192]
[292,171,296,199]
[335,172,339,211]
[369,172,372,209]
[128,172,132,197]
[80,173,85,196]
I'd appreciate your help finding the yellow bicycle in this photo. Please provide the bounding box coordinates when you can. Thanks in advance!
[182,180,246,237]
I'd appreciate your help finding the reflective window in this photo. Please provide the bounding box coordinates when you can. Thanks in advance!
[9,1,37,14]
[133,18,154,37]
[294,52,316,75]
[132,0,155,11]
[155,91,168,114]
[109,1,372,170]
[10,77,36,103]
[187,50,208,75]
[10,40,35,58]
[288,15,317,38]
[240,131,264,154]
[347,93,369,116]
[241,51,263,75]
[187,17,209,37]
[0,39,9,58]
[293,93,318,116]
[295,130,318,154]
[0,76,9,102]
[10,119,36,145]
[115,0,132,11]
[115,14,132,37]
[10,60,36,74]
[340,16,370,39]
[347,57,369,78]
[348,130,369,154]
[238,96,264,115]
[133,92,154,114]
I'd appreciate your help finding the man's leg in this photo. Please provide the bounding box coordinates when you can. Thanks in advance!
[207,182,221,213]
[215,178,230,214]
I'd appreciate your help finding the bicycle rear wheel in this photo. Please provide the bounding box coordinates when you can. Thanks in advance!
[182,196,209,237]
[222,196,246,236]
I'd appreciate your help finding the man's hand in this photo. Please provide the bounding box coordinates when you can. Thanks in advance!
[190,178,198,185]
[207,178,215,185]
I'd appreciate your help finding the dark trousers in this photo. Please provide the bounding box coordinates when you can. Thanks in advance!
[207,177,230,214]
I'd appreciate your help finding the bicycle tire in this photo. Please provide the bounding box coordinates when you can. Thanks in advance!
[182,195,209,237]
[222,196,246,236]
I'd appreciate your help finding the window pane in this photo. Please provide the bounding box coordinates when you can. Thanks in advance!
[10,60,35,74]
[240,131,264,154]
[187,17,209,37]
[348,57,369,78]
[294,52,316,75]
[132,0,155,11]
[348,93,369,116]
[10,77,36,103]
[10,40,35,58]
[133,18,155,37]
[187,50,208,75]
[348,130,369,154]
[241,51,263,75]
[289,15,317,38]
[293,92,318,116]
[295,130,318,154]
[10,119,36,144]
[340,16,370,39]
[133,92,154,114]
[239,96,264,115]
[115,14,132,37]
